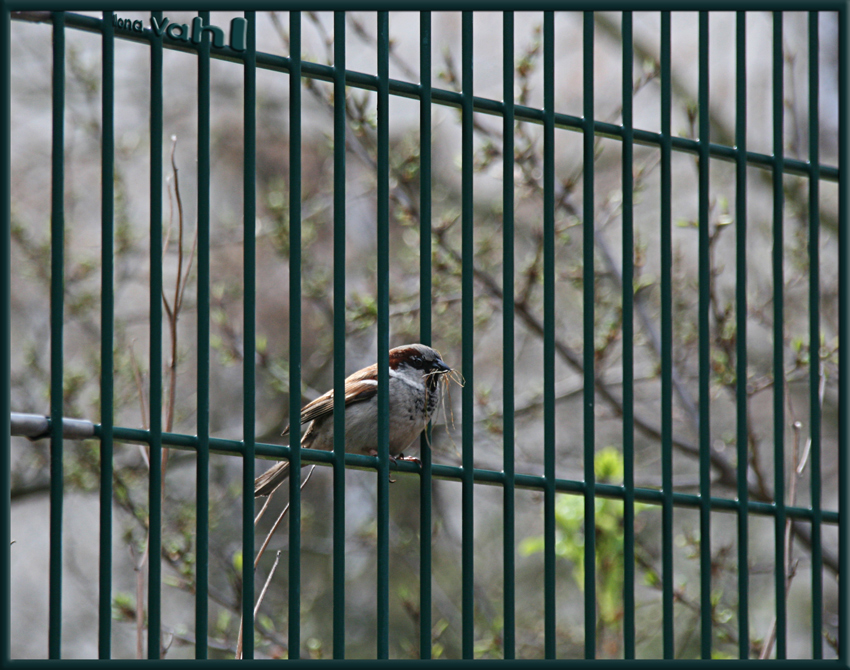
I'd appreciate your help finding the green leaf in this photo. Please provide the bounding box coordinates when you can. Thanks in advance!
[518,535,545,556]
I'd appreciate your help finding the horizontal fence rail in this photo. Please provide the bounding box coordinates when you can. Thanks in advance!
[8,10,841,182]
[9,412,841,524]
[6,7,845,662]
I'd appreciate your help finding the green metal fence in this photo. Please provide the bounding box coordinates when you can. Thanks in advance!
[4,7,848,662]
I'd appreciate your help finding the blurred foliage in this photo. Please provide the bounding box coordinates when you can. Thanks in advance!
[9,10,840,661]
[519,447,651,645]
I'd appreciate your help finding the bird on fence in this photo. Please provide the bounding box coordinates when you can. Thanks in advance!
[254,343,452,497]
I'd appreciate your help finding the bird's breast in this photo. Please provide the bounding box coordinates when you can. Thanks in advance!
[301,371,440,457]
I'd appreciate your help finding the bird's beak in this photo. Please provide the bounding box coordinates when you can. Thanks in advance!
[434,359,452,373]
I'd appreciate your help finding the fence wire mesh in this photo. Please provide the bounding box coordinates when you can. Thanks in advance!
[5,8,847,662]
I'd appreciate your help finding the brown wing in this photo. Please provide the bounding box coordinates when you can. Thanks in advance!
[282,364,378,436]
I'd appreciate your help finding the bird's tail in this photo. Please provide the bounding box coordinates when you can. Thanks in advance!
[254,460,291,497]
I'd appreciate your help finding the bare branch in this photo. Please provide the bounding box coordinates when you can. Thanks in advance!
[129,340,149,433]
[255,465,316,569]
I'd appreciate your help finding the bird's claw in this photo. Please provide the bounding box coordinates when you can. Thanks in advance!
[394,453,422,467]
[368,450,422,482]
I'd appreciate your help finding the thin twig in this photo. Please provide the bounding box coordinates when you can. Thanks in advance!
[132,541,149,658]
[177,222,198,315]
[164,137,184,435]
[255,465,317,569]
[170,137,184,327]
[236,550,283,660]
[254,551,282,621]
[797,360,827,475]
[235,466,316,659]
[254,493,275,526]
[163,174,174,259]
[134,136,188,656]
[129,339,149,432]
[759,382,806,659]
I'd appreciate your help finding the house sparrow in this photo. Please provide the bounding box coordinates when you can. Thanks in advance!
[254,343,452,497]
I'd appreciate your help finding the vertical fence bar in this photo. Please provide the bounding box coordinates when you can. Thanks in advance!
[808,10,822,661]
[502,9,516,662]
[839,4,849,665]
[461,10,475,660]
[659,10,675,659]
[13,7,845,665]
[99,10,115,660]
[148,10,164,659]
[332,9,347,661]
[419,9,434,661]
[195,11,212,658]
[241,10,257,661]
[582,10,596,660]
[735,9,750,660]
[48,10,65,660]
[376,10,390,660]
[542,10,556,661]
[621,9,636,661]
[697,10,712,660]
[772,11,787,659]
[288,10,302,660]
[1,6,9,663]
